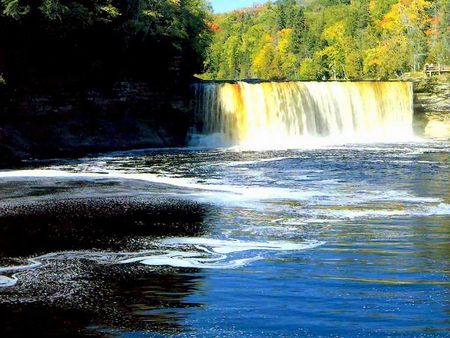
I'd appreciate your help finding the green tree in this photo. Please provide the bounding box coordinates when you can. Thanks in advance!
[202,0,443,80]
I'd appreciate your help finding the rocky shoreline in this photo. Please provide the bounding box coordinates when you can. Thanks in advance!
[413,76,450,139]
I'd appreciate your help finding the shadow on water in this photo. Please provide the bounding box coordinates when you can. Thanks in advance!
[0,177,209,337]
[0,264,205,337]
[0,178,208,257]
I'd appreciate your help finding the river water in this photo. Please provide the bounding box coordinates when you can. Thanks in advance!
[0,141,449,336]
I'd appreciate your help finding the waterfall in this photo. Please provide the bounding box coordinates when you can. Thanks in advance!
[192,81,414,148]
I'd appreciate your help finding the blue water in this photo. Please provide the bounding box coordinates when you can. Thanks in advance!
[0,141,449,336]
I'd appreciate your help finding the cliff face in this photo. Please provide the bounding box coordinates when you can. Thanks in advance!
[0,80,194,166]
[0,0,212,167]
[1,76,448,167]
[413,77,450,140]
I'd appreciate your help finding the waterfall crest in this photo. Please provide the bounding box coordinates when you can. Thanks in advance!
[193,81,414,148]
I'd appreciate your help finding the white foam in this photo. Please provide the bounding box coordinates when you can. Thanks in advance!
[120,251,262,269]
[0,169,107,179]
[0,169,327,203]
[0,259,42,273]
[1,169,446,217]
[311,203,450,220]
[423,203,450,216]
[0,258,45,288]
[119,237,324,269]
[0,275,17,287]
[210,156,293,167]
[160,237,320,253]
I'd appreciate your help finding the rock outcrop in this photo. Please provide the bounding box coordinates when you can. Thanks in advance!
[0,80,195,166]
[413,76,450,140]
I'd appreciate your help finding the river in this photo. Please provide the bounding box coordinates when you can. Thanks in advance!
[0,140,449,336]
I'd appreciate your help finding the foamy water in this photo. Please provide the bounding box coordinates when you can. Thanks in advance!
[0,141,449,335]
[120,238,323,269]
[0,238,323,284]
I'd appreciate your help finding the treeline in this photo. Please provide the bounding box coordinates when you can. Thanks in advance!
[0,0,212,86]
[202,0,449,80]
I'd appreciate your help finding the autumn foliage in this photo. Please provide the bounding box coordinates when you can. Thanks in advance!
[202,0,449,80]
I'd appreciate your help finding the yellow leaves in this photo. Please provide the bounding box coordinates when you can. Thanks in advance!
[379,3,402,32]
[406,0,431,18]
[364,35,409,78]
[369,0,376,13]
[345,49,364,79]
[277,29,293,55]
[252,34,274,77]
[379,0,431,33]
[252,46,272,76]
[365,46,386,67]
[100,5,121,18]
[251,30,299,79]
[318,20,351,76]
[318,45,339,60]
[278,28,293,37]
[275,29,298,77]
[142,10,160,19]
[322,21,346,43]
[204,0,439,80]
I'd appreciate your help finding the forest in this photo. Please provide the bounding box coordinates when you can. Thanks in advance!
[0,0,448,84]
[0,0,212,87]
[0,1,215,161]
[202,0,449,80]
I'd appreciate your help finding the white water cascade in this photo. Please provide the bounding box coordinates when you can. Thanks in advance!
[192,81,414,148]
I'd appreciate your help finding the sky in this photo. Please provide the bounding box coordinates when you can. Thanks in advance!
[209,0,267,13]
